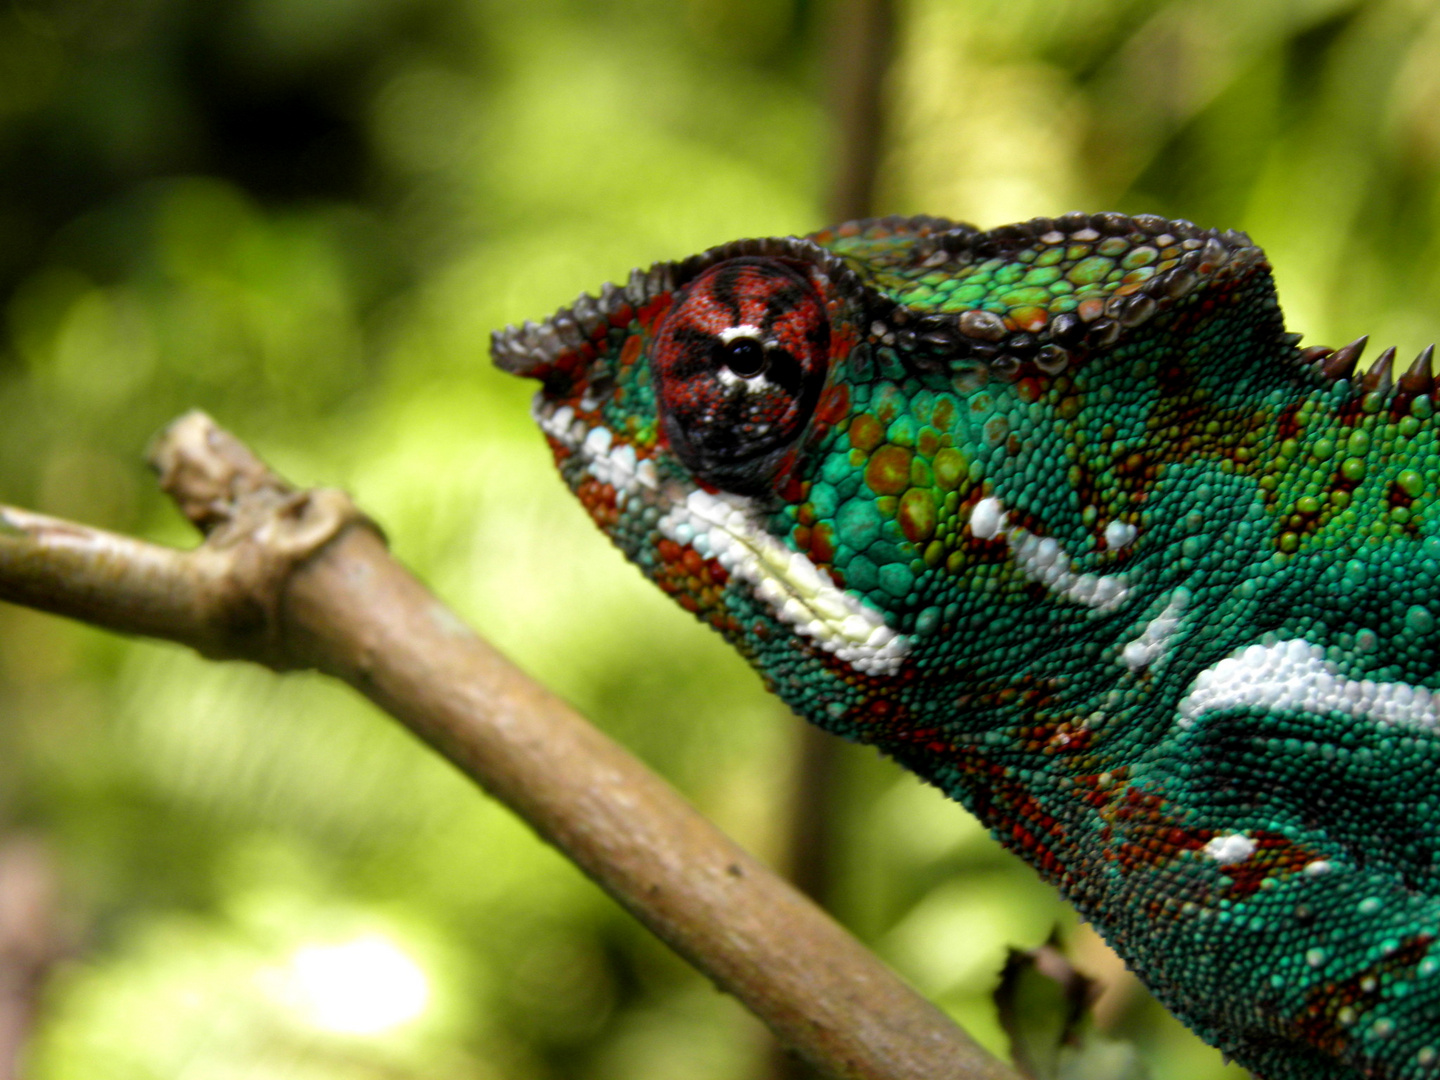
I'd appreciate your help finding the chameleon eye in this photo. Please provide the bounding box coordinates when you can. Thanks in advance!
[653,258,830,494]
[718,336,767,378]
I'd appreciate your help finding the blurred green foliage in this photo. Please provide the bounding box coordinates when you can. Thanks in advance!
[2,0,1439,1077]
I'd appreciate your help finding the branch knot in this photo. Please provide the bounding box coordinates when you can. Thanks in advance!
[150,411,381,668]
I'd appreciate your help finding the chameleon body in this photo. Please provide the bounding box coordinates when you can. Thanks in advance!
[491,212,1440,1079]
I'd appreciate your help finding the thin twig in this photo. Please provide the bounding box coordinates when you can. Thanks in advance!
[0,411,1017,1080]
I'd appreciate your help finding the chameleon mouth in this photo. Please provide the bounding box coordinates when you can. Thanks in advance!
[531,393,909,676]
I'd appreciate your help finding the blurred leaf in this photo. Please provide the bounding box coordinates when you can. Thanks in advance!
[995,938,1147,1080]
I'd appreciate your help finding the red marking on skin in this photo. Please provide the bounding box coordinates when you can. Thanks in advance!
[1073,768,1131,809]
[652,260,829,475]
[534,342,598,386]
[1293,934,1435,1058]
[1043,721,1095,755]
[974,782,1069,881]
[619,333,644,369]
[681,547,708,578]
[575,476,620,529]
[1275,400,1302,444]
[815,383,851,427]
[637,294,673,331]
[1335,399,1366,427]
[608,303,635,328]
[1217,833,1320,900]
[778,472,806,504]
[810,521,836,564]
[652,535,730,622]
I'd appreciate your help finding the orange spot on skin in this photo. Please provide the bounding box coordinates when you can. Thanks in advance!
[1011,306,1048,332]
[898,487,937,542]
[850,413,884,452]
[865,445,913,496]
[619,334,643,368]
[932,397,955,430]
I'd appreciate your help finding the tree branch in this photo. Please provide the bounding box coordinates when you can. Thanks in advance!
[0,411,1016,1080]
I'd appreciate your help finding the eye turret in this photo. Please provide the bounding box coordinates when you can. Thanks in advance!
[652,258,830,494]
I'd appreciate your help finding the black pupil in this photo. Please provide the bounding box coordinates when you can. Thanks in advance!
[721,337,767,378]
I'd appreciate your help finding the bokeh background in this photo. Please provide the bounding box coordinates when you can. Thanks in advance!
[1,0,1438,1077]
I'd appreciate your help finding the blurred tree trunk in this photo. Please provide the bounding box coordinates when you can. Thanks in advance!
[0,836,63,1080]
[770,0,895,1076]
[824,0,894,226]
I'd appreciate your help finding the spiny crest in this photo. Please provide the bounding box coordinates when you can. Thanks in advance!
[1301,335,1437,416]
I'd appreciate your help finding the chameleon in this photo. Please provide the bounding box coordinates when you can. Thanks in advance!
[490,211,1440,1079]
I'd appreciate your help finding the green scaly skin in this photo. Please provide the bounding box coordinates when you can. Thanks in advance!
[492,212,1440,1079]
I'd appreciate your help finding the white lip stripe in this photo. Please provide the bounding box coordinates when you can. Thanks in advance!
[534,392,909,676]
[1178,638,1440,730]
[657,488,909,675]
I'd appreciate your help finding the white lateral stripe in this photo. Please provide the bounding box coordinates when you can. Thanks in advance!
[1008,528,1130,612]
[1120,588,1190,671]
[1104,520,1137,551]
[1204,833,1256,865]
[970,495,1129,613]
[1178,639,1440,730]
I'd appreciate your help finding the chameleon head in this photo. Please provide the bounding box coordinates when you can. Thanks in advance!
[491,213,1282,727]
[490,234,914,691]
